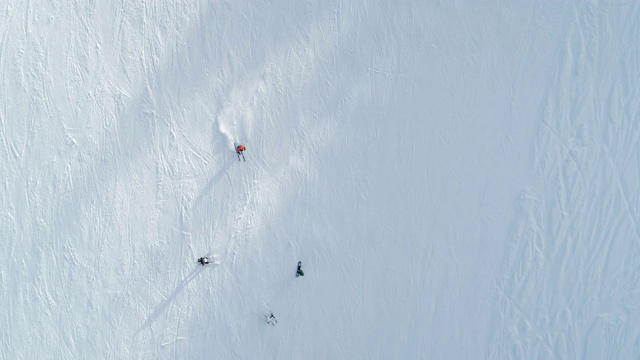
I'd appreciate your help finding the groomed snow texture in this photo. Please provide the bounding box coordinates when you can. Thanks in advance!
[1,1,640,359]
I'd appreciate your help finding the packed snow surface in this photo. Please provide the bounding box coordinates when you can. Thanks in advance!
[1,1,639,359]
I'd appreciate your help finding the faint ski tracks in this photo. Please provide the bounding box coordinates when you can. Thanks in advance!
[490,3,640,357]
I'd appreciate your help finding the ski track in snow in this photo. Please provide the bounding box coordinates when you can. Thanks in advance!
[1,0,640,359]
[489,2,640,359]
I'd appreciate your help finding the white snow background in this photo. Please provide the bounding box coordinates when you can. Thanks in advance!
[1,1,639,359]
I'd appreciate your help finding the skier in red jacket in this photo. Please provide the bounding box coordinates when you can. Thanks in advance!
[235,144,246,161]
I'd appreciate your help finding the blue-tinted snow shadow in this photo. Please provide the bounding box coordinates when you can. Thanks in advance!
[134,263,218,336]
[192,156,234,208]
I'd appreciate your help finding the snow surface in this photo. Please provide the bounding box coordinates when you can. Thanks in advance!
[1,1,639,359]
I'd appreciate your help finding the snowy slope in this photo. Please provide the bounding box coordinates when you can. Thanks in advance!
[1,1,639,359]
[489,3,640,358]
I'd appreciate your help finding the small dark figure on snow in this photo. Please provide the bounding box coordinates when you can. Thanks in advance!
[197,257,210,266]
[296,261,304,277]
[266,313,277,326]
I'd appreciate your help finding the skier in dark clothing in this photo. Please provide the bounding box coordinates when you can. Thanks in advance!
[296,261,304,277]
[266,312,277,325]
[197,257,210,266]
